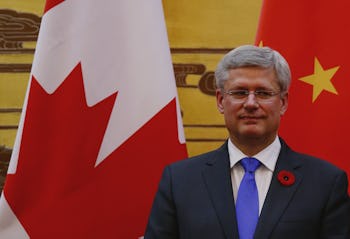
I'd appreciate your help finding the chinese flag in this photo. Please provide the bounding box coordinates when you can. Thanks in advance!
[256,0,350,187]
[0,0,187,238]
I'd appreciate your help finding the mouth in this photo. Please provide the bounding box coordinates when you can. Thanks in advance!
[239,115,263,123]
[239,115,262,119]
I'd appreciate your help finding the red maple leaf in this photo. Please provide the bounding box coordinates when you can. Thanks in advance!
[4,63,187,238]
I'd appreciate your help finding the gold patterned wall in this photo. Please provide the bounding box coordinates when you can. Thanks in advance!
[0,1,262,173]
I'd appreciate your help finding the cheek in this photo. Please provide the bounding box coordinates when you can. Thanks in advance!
[223,102,241,116]
[268,108,283,126]
[224,108,243,129]
[266,101,285,116]
[261,106,282,124]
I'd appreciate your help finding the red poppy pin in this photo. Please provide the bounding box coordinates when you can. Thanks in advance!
[277,170,295,186]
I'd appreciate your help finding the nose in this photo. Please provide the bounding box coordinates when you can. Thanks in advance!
[244,92,259,108]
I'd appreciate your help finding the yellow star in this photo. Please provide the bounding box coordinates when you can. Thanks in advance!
[299,57,339,102]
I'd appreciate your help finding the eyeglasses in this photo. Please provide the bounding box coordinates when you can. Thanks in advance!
[223,89,281,103]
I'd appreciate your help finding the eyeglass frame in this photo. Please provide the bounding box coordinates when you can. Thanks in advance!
[221,89,284,103]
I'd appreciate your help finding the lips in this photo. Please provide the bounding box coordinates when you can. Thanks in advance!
[239,115,263,120]
[238,115,264,125]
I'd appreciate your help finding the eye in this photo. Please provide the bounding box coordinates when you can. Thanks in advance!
[232,90,249,97]
[255,90,273,99]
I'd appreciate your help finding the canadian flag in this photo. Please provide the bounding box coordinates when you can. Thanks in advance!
[0,0,187,238]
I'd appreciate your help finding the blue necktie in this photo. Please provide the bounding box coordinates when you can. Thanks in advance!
[236,157,261,239]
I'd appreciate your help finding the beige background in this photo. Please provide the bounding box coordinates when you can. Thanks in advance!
[0,0,262,157]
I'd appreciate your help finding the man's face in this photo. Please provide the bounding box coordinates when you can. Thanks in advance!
[216,67,288,145]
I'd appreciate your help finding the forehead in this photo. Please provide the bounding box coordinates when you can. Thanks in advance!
[225,67,279,89]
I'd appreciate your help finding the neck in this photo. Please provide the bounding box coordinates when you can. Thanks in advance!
[230,135,276,156]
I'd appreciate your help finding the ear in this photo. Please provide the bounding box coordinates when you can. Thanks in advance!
[280,92,289,116]
[216,89,225,114]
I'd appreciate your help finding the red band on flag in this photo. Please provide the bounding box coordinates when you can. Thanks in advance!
[44,0,64,14]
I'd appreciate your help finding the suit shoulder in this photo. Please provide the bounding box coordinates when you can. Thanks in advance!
[169,149,220,168]
[291,150,345,176]
[166,143,228,171]
[280,139,343,174]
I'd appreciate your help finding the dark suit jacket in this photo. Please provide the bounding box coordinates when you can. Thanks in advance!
[145,139,350,239]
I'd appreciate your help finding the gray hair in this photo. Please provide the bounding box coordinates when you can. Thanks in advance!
[215,45,291,92]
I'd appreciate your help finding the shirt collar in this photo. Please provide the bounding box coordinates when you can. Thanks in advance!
[228,136,281,172]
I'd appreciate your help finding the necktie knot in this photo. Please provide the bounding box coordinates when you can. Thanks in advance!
[240,157,261,173]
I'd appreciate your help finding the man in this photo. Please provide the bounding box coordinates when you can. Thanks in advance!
[144,45,350,239]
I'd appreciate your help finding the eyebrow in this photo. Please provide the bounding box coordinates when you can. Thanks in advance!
[228,86,276,91]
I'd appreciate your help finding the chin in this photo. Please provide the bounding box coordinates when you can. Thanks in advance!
[238,129,262,138]
[242,133,263,139]
[240,125,263,136]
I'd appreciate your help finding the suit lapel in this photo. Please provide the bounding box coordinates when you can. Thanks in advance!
[254,139,303,238]
[202,143,239,239]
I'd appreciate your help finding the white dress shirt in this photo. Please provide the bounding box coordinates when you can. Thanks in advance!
[228,136,281,214]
